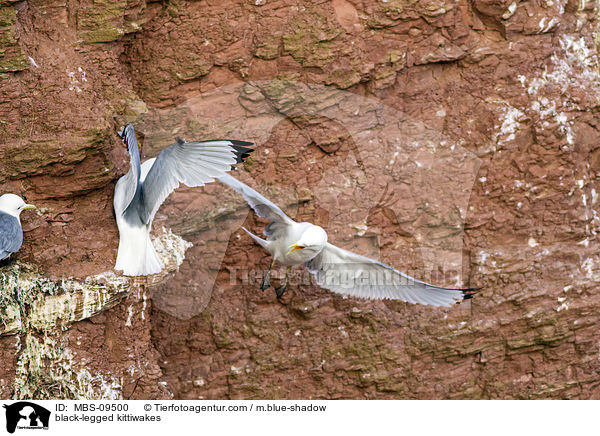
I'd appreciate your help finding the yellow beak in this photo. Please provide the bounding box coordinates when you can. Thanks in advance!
[287,243,304,255]
[23,204,36,211]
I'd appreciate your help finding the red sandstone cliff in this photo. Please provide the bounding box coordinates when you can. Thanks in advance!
[0,0,599,399]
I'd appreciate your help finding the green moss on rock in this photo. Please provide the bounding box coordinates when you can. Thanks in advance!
[77,0,127,43]
[0,6,27,72]
[326,68,362,89]
[0,126,114,183]
[254,34,281,60]
[282,10,343,68]
[171,53,212,81]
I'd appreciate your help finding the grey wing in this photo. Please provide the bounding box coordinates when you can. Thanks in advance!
[305,243,476,307]
[115,123,142,214]
[139,139,253,224]
[217,173,296,238]
[0,214,23,260]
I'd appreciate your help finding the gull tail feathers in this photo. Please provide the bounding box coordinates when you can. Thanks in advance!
[136,236,163,276]
[115,225,163,276]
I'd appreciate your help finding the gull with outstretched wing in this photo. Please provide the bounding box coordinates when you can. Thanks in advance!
[114,124,253,276]
[218,174,477,306]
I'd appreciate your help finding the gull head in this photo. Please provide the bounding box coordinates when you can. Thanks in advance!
[287,225,327,255]
[0,194,36,218]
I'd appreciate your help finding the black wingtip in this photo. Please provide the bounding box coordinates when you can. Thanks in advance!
[118,123,133,139]
[119,123,136,148]
[229,140,254,164]
[458,287,481,302]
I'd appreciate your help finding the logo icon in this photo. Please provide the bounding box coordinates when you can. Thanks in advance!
[3,402,50,433]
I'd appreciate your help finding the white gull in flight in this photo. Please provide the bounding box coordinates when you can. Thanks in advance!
[218,174,477,306]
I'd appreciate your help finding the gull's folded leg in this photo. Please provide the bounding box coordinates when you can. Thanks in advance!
[275,266,291,299]
[261,259,275,291]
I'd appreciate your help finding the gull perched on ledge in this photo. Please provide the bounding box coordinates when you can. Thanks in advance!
[114,124,253,276]
[218,174,477,306]
[0,194,35,261]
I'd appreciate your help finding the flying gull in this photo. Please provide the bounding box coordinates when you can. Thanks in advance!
[0,194,35,261]
[218,174,477,306]
[114,124,253,276]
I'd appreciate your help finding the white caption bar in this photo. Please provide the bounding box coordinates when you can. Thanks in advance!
[0,400,596,436]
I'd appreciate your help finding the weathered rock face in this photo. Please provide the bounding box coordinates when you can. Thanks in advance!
[0,0,599,399]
